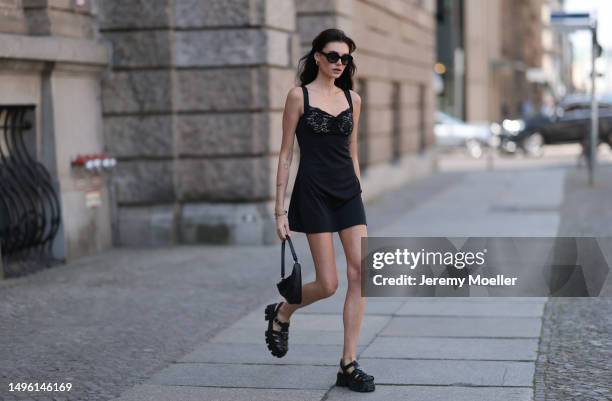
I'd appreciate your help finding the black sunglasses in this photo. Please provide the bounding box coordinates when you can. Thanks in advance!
[318,50,353,65]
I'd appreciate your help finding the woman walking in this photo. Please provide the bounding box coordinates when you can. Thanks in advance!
[265,28,374,393]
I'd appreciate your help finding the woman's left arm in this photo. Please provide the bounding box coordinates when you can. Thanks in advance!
[349,89,363,183]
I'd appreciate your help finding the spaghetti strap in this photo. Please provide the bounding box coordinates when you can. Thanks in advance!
[301,85,309,110]
[343,88,353,111]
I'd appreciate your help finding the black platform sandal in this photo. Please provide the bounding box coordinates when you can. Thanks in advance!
[264,302,289,358]
[336,359,375,392]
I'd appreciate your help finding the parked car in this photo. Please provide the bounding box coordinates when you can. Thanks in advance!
[434,111,492,158]
[497,95,612,157]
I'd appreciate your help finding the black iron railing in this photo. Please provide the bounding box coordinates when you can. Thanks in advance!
[0,106,62,278]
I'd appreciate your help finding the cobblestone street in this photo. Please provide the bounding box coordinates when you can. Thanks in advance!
[1,145,611,401]
[535,160,612,401]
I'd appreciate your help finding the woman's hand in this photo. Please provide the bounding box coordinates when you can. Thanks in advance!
[276,213,290,241]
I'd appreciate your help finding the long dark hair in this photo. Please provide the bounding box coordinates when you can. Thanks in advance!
[297,28,357,90]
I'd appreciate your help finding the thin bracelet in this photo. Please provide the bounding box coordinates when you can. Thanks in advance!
[275,210,287,218]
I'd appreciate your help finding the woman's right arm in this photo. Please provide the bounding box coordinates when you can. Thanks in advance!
[274,87,302,240]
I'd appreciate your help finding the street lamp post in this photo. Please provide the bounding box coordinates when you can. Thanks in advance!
[550,11,602,186]
[589,23,598,186]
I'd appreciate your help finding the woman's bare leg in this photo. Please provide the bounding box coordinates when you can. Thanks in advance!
[338,224,367,372]
[276,232,338,324]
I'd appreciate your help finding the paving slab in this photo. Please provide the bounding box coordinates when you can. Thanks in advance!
[5,160,586,401]
[148,363,335,390]
[326,384,533,401]
[400,297,547,303]
[357,358,534,386]
[230,312,391,332]
[179,343,366,365]
[380,316,542,338]
[209,326,382,346]
[295,298,405,315]
[379,168,564,238]
[109,165,572,401]
[396,300,545,317]
[111,384,326,401]
[361,337,539,360]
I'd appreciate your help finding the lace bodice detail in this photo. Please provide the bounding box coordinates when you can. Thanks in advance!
[304,106,353,136]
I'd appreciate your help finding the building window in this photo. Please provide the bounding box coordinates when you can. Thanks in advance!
[391,81,401,162]
[419,84,427,154]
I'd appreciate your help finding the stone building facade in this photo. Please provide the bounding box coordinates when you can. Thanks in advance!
[460,0,569,123]
[0,0,111,268]
[438,0,571,122]
[1,0,437,266]
[497,0,545,119]
[99,0,437,247]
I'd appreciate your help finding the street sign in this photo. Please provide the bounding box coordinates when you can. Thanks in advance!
[550,12,594,32]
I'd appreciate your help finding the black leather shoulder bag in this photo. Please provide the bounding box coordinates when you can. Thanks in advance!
[277,235,302,304]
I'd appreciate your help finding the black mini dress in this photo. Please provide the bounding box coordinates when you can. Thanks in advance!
[288,85,367,233]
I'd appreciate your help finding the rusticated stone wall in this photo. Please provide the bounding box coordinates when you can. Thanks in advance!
[0,0,27,33]
[22,0,97,37]
[0,0,97,36]
[99,0,301,246]
[99,0,437,247]
[1,0,438,255]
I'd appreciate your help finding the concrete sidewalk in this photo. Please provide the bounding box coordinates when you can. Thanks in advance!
[111,165,566,401]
